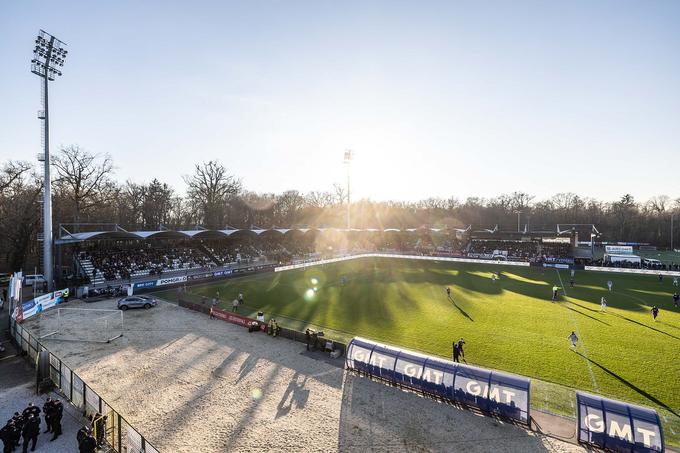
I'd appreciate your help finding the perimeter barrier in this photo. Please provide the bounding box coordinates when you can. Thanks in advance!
[577,392,665,453]
[346,336,531,424]
[9,317,160,453]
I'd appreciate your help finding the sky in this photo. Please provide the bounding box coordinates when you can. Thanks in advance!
[1,0,679,203]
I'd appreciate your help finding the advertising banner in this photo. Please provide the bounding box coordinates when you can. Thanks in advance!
[275,253,530,273]
[210,307,252,327]
[346,337,530,424]
[605,246,634,255]
[15,289,67,322]
[155,275,188,286]
[577,392,664,452]
[133,280,157,290]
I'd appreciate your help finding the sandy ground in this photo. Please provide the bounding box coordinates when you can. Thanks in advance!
[22,299,586,453]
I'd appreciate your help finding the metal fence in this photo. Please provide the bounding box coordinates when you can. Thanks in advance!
[10,318,160,453]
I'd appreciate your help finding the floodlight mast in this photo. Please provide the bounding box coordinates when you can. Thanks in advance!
[344,150,353,230]
[31,30,67,291]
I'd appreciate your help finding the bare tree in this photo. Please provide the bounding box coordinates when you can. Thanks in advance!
[52,145,115,226]
[183,161,242,228]
[0,161,32,194]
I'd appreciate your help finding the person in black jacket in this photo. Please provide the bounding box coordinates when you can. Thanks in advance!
[42,398,53,434]
[50,400,63,441]
[21,404,39,420]
[78,430,97,453]
[21,414,39,453]
[10,413,23,449]
[0,420,15,453]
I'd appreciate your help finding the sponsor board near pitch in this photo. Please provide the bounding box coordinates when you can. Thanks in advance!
[345,337,531,424]
[155,276,188,286]
[577,392,664,452]
[210,307,252,327]
[133,280,157,290]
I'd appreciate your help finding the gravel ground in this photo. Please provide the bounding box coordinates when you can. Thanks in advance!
[22,299,586,453]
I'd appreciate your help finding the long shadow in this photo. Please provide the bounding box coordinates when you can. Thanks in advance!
[575,351,680,418]
[448,296,474,321]
[609,312,680,341]
[658,321,680,332]
[563,305,610,326]
[569,301,600,314]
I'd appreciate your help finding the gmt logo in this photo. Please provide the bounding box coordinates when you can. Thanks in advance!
[582,414,659,448]
[351,349,518,405]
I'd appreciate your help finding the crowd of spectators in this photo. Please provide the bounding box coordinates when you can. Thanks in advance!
[80,246,213,281]
[586,258,680,271]
[467,240,539,260]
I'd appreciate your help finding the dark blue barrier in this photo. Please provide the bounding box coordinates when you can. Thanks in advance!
[346,337,530,424]
[577,392,664,452]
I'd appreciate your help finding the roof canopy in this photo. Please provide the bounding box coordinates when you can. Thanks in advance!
[56,227,458,244]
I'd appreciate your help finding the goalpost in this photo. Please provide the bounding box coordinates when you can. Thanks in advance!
[39,308,124,343]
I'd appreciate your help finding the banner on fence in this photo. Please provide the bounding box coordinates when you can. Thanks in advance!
[210,307,253,327]
[577,391,664,452]
[13,289,67,323]
[156,275,188,286]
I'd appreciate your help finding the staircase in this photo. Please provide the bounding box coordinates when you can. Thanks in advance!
[197,243,222,266]
[79,258,105,286]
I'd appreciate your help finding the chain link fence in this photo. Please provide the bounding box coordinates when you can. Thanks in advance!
[10,317,159,453]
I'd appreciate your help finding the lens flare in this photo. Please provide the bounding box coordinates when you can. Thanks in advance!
[310,277,319,285]
[304,288,316,301]
[251,388,263,400]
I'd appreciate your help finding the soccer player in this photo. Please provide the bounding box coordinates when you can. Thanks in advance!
[491,273,497,283]
[568,331,578,350]
[569,278,575,288]
[673,277,679,287]
[651,306,659,321]
[607,280,613,292]
[552,285,559,301]
[658,274,663,283]
[600,297,607,312]
[673,292,679,308]
[452,341,460,362]
[446,287,451,298]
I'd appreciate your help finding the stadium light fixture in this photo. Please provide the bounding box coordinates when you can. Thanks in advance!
[514,210,522,233]
[671,214,675,251]
[31,29,68,291]
[343,150,353,230]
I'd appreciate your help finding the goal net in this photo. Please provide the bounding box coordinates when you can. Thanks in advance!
[39,308,124,343]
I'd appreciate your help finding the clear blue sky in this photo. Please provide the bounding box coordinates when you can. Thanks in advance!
[1,0,679,202]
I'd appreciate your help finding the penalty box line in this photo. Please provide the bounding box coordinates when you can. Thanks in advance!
[555,269,600,393]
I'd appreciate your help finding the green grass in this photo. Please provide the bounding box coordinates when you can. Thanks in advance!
[153,257,680,445]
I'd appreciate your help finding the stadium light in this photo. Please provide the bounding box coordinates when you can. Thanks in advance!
[514,210,522,233]
[31,30,68,291]
[671,214,675,251]
[343,150,353,230]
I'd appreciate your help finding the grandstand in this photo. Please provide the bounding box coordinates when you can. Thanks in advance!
[50,222,680,294]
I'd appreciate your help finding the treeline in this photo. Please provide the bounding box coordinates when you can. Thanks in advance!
[0,144,678,270]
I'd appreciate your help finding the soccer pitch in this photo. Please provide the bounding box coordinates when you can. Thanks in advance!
[155,257,680,442]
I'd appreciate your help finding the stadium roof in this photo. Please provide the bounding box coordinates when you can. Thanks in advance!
[55,227,462,244]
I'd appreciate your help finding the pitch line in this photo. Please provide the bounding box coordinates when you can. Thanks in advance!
[555,269,600,392]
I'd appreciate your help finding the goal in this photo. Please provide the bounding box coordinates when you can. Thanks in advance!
[39,308,124,343]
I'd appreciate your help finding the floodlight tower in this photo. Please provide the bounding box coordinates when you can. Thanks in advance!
[31,30,68,291]
[343,150,353,230]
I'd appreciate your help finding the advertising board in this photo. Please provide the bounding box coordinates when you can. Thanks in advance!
[577,392,664,452]
[346,337,530,424]
[210,307,252,327]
